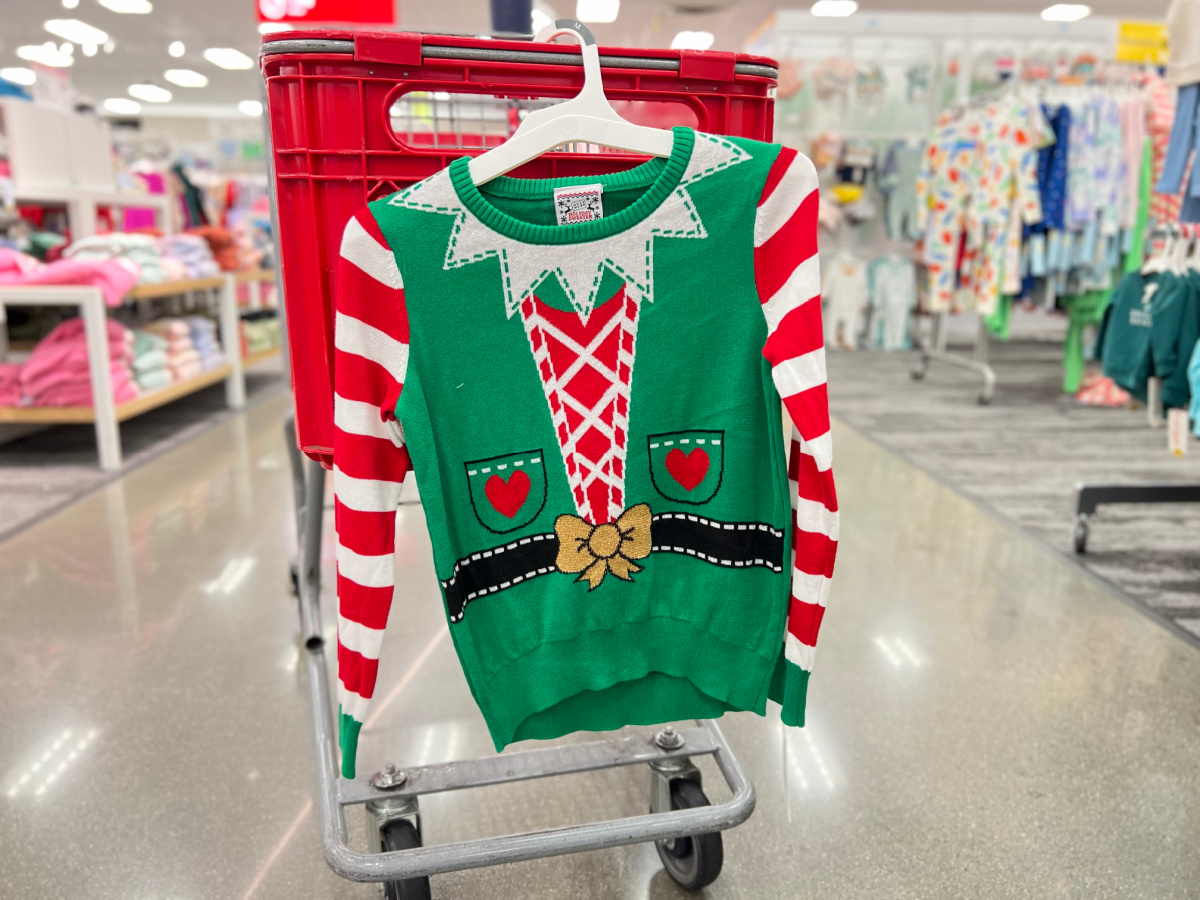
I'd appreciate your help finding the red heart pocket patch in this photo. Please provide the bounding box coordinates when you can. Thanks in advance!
[664,448,709,492]
[485,470,531,519]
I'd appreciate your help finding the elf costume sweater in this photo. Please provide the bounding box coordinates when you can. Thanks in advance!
[333,127,838,778]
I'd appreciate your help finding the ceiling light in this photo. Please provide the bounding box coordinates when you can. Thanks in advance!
[811,0,857,15]
[238,100,263,117]
[103,40,116,53]
[44,19,109,46]
[99,0,154,12]
[81,43,97,56]
[1041,3,1090,20]
[257,22,293,35]
[576,0,619,24]
[670,30,714,51]
[531,8,552,34]
[62,0,79,8]
[203,47,254,70]
[0,67,37,86]
[17,43,74,68]
[104,97,141,114]
[168,40,185,57]
[60,43,74,56]
[128,83,172,103]
[164,68,207,87]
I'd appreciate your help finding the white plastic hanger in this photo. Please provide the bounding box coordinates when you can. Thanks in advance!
[467,19,676,186]
[1142,223,1173,275]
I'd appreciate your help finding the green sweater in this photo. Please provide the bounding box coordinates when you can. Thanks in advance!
[330,128,839,777]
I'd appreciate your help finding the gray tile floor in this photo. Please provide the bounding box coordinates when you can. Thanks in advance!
[3,392,1200,898]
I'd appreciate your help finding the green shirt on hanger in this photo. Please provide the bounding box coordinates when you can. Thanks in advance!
[1101,270,1180,401]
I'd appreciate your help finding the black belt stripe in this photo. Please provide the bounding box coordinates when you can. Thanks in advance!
[648,512,785,572]
[441,514,786,622]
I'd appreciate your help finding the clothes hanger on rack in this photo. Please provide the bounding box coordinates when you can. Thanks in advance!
[467,19,675,186]
[1142,222,1177,275]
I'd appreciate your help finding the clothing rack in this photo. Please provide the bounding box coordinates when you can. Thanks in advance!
[1073,483,1200,553]
[911,311,996,405]
[1075,222,1200,551]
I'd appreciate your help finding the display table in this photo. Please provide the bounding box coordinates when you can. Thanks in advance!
[0,275,246,470]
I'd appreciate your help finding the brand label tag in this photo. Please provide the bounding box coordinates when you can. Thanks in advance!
[553,184,604,225]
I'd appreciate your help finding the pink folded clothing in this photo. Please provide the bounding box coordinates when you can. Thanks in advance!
[170,359,203,381]
[0,362,21,406]
[0,248,140,308]
[19,317,137,405]
[168,347,201,371]
[146,319,189,340]
[33,374,139,407]
[20,318,131,386]
[167,336,193,354]
[0,248,42,277]
[22,360,133,402]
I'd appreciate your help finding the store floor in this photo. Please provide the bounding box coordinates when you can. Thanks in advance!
[3,392,1200,899]
[827,339,1200,637]
[0,360,286,544]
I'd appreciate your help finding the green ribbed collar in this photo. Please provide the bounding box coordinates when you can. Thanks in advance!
[447,126,695,245]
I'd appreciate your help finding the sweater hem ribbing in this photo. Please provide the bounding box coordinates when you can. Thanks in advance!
[474,616,776,751]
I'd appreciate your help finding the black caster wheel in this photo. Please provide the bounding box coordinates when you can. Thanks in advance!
[911,368,926,381]
[977,392,993,406]
[288,559,299,596]
[380,819,432,900]
[654,779,723,891]
[1073,518,1088,554]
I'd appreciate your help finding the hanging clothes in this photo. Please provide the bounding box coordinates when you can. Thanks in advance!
[879,141,924,241]
[1188,337,1200,435]
[867,256,917,350]
[959,96,1047,317]
[1145,71,1184,225]
[916,110,975,312]
[1119,96,1146,231]
[822,253,869,349]
[1038,104,1072,231]
[1155,83,1200,222]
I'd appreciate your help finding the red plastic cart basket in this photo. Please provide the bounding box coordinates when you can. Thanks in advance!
[261,28,777,465]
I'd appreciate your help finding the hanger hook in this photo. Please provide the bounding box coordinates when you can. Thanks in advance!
[542,19,603,101]
[547,18,596,46]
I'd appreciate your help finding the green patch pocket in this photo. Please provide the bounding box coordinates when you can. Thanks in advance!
[648,430,724,505]
[465,449,548,533]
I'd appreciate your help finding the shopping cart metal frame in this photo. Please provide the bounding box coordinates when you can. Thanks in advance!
[282,416,755,885]
[268,29,771,889]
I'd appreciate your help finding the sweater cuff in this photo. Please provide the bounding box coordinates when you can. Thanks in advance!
[339,707,362,779]
[768,654,810,727]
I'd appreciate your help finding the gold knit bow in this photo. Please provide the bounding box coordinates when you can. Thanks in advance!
[554,503,652,590]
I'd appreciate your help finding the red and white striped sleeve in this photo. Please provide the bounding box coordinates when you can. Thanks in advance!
[754,146,840,725]
[332,208,412,778]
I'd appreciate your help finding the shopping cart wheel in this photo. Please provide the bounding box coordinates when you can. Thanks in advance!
[380,819,431,900]
[654,779,723,891]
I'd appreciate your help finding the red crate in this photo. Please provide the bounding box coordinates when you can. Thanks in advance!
[262,29,777,465]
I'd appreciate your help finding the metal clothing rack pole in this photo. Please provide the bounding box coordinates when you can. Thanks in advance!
[910,310,996,405]
[282,413,756,887]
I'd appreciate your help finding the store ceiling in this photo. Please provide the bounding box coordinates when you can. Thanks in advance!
[0,0,1171,115]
